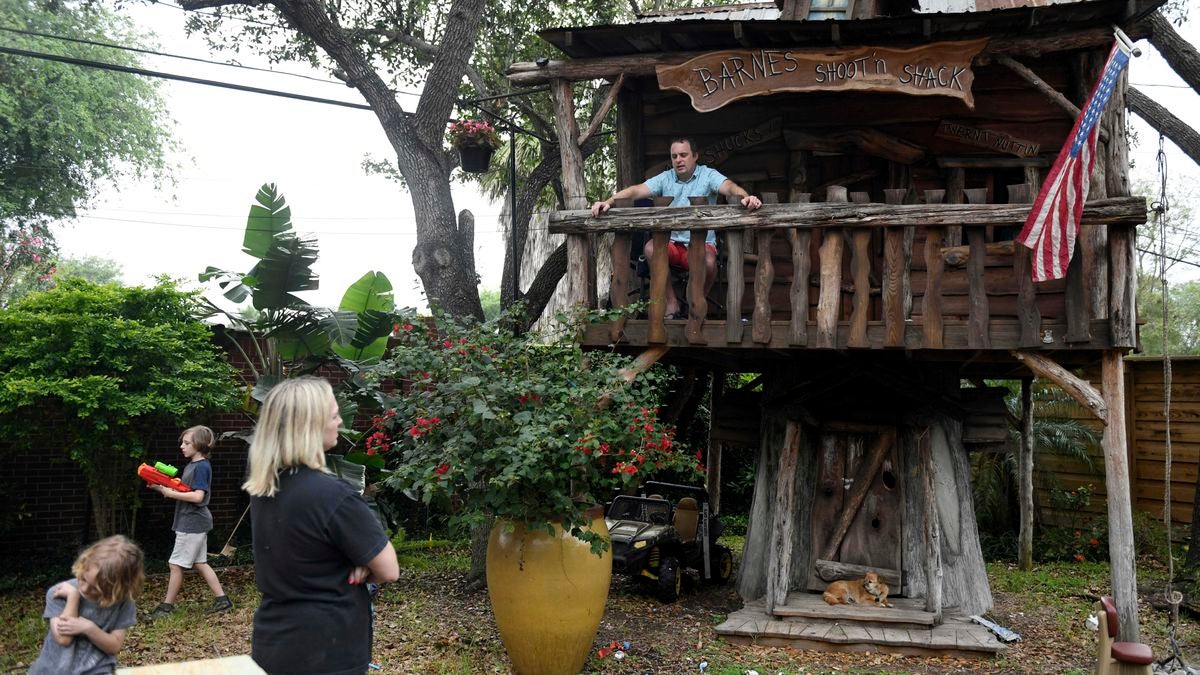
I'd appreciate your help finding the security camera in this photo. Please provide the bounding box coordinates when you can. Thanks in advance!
[536,56,550,67]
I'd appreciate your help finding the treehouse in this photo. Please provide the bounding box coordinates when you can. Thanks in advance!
[510,0,1158,658]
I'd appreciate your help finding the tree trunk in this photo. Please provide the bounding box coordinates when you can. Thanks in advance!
[1127,88,1200,170]
[464,519,492,592]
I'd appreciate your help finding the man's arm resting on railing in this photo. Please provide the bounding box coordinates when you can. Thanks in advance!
[591,183,653,217]
[718,179,762,210]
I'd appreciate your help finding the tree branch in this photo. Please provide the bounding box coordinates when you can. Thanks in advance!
[518,242,568,332]
[1128,87,1200,169]
[1139,11,1200,96]
[367,29,493,102]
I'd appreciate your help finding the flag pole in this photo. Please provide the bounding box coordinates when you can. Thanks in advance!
[1111,25,1142,57]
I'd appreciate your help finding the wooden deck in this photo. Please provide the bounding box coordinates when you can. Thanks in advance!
[715,594,1006,659]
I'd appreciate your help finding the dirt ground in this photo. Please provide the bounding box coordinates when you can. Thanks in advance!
[3,556,1198,673]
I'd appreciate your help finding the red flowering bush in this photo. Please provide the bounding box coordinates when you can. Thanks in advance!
[369,309,693,554]
[446,119,501,150]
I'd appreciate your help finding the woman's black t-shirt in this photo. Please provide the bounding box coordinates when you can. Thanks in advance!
[250,467,389,675]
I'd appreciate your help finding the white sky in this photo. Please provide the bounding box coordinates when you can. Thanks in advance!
[50,4,1200,305]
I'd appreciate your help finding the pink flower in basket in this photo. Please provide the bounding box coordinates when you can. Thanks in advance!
[447,119,501,150]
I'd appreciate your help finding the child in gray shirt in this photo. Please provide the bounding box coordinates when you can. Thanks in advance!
[30,535,143,675]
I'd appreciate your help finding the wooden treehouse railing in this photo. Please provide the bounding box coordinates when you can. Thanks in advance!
[547,189,1145,352]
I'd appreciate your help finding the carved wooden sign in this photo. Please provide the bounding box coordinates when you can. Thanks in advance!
[656,39,988,113]
[935,120,1041,157]
[700,117,782,167]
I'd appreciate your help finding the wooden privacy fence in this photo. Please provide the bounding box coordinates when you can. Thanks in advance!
[1035,356,1200,536]
[549,193,1145,350]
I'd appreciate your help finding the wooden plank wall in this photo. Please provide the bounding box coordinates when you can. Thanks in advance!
[1034,357,1200,536]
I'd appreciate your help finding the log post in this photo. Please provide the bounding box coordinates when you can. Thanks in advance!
[609,234,631,343]
[648,232,670,344]
[766,420,803,614]
[883,189,908,348]
[552,78,591,311]
[924,227,945,349]
[946,168,964,246]
[687,224,710,345]
[816,187,848,348]
[967,226,991,348]
[1065,238,1092,343]
[753,230,775,344]
[1102,350,1139,642]
[1019,377,1035,571]
[726,223,745,344]
[1010,184,1042,349]
[849,227,872,348]
[788,228,811,346]
[707,376,723,514]
[1109,224,1137,349]
[920,428,943,623]
[609,87,644,342]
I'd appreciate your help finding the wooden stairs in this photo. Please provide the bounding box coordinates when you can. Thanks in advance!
[715,593,1006,659]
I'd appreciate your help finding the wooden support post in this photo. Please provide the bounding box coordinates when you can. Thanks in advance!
[648,232,670,344]
[552,78,590,311]
[1102,350,1139,642]
[753,230,775,344]
[707,376,723,514]
[1109,225,1137,349]
[788,229,811,346]
[849,228,871,348]
[1011,350,1107,421]
[920,429,943,623]
[946,168,964,247]
[1019,377,1035,571]
[822,431,895,561]
[883,189,908,348]
[609,234,631,343]
[686,230,709,344]
[923,227,945,349]
[766,421,803,614]
[816,187,847,349]
[967,227,991,348]
[1065,238,1092,343]
[726,228,745,344]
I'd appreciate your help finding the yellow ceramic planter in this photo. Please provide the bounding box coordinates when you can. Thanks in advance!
[486,507,612,674]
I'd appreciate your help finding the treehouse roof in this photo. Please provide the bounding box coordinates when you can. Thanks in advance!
[537,0,1164,59]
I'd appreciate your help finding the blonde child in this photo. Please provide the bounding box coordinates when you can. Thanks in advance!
[147,425,232,618]
[30,535,144,675]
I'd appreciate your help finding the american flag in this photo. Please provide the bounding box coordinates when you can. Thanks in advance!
[1017,40,1131,282]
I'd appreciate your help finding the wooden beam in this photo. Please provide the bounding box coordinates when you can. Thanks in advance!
[1102,350,1139,642]
[1010,350,1107,421]
[578,73,624,147]
[1019,378,1034,571]
[754,231,776,344]
[787,228,811,346]
[507,26,1133,86]
[706,376,723,514]
[995,54,1082,120]
[598,345,671,410]
[726,230,745,344]
[553,78,590,312]
[648,232,669,344]
[548,197,1148,234]
[766,421,803,614]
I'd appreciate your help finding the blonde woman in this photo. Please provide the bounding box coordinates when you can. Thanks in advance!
[245,377,399,675]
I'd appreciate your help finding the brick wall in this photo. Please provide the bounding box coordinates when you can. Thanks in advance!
[0,330,370,561]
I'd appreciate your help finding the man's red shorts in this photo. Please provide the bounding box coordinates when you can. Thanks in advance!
[665,241,717,270]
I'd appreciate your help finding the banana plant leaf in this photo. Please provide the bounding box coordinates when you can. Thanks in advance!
[331,272,394,363]
[243,183,294,259]
[251,234,320,310]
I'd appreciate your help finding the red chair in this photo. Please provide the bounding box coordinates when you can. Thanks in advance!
[1095,596,1153,675]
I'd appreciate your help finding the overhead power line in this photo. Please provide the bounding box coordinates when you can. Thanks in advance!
[0,23,424,98]
[0,43,374,110]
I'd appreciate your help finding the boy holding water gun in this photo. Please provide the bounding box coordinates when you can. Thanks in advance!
[145,425,233,619]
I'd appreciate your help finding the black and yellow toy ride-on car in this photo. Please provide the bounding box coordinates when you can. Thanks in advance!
[604,481,735,602]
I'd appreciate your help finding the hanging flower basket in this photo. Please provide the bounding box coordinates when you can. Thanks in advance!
[458,145,494,173]
[448,119,501,173]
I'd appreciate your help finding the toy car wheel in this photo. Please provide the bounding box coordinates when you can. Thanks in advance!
[657,556,680,603]
[706,545,734,585]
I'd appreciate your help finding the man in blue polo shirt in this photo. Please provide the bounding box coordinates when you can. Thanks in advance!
[591,137,762,318]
